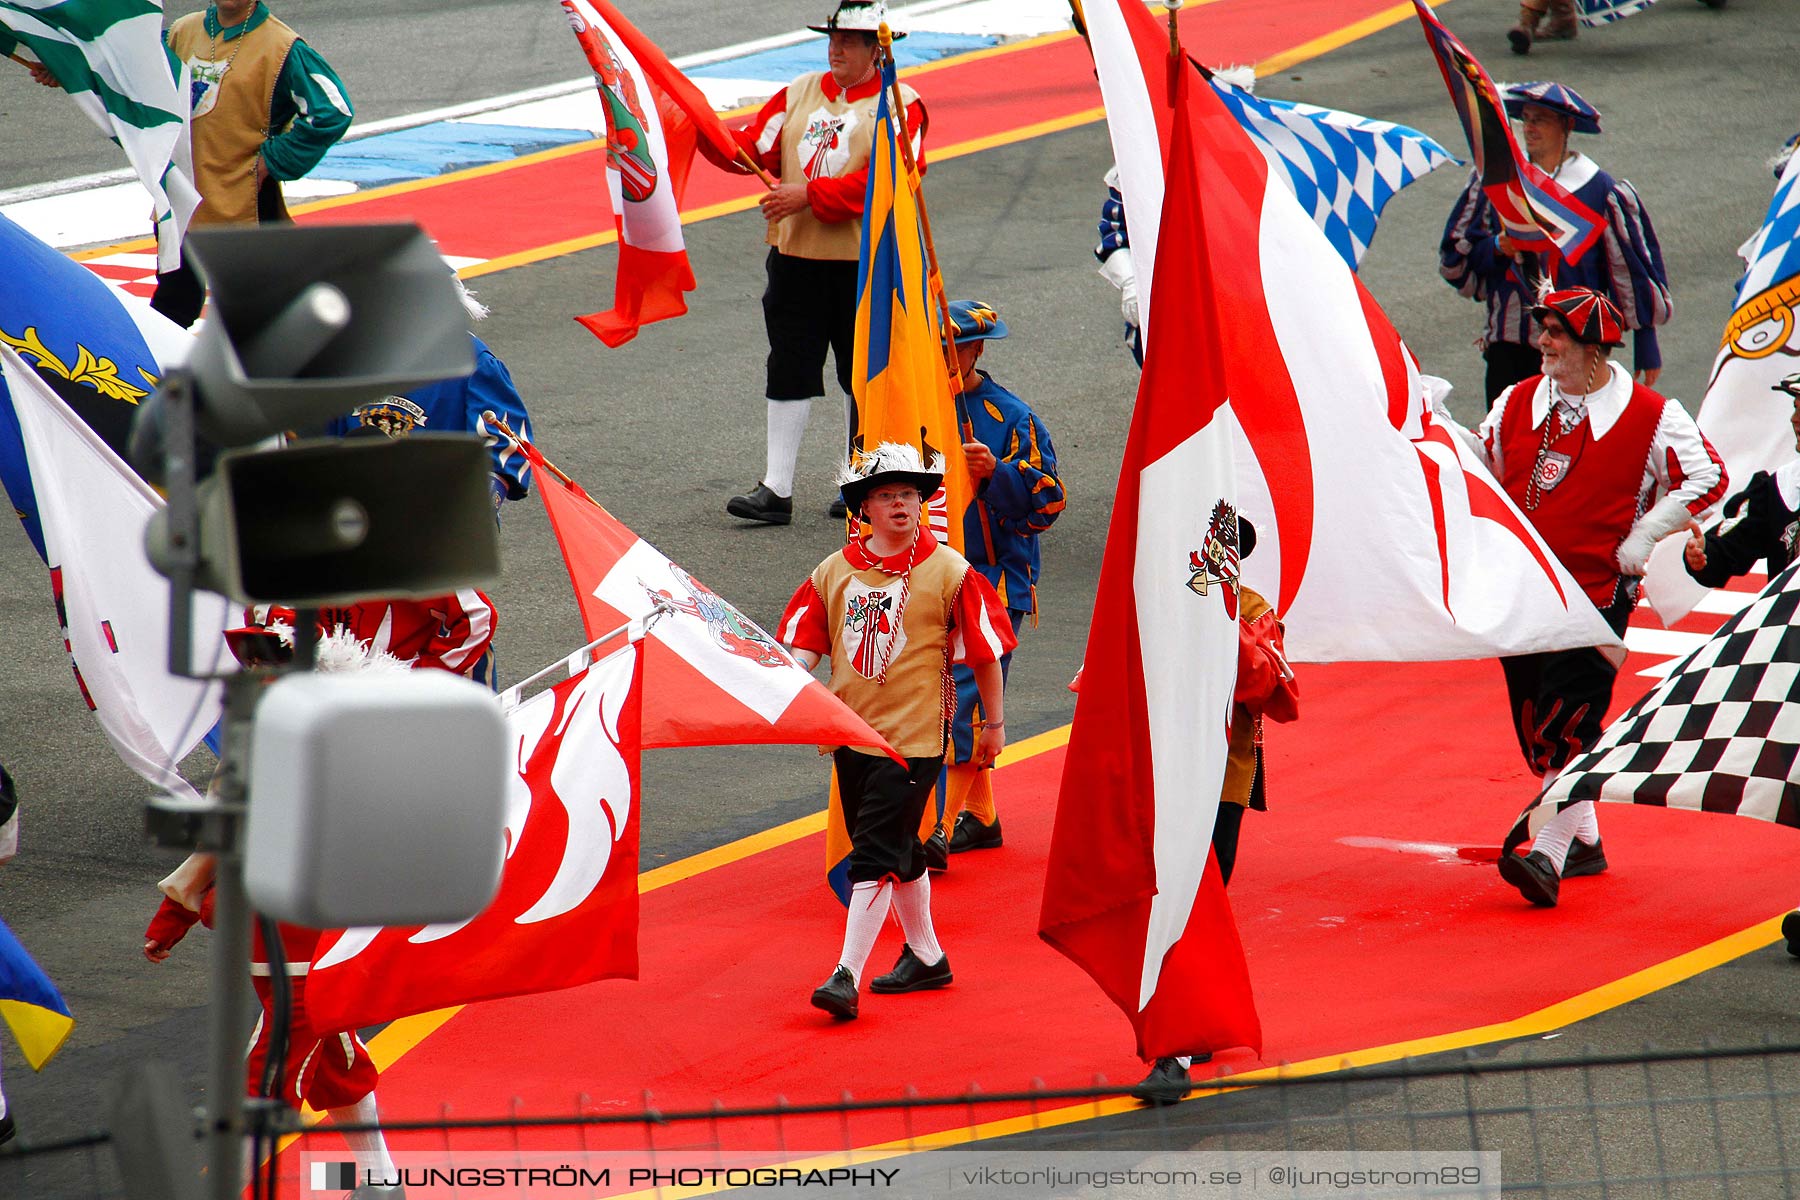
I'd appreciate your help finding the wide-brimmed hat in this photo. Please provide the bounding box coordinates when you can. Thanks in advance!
[1501,81,1602,135]
[836,441,944,511]
[1533,286,1624,348]
[944,299,1009,345]
[809,1,905,38]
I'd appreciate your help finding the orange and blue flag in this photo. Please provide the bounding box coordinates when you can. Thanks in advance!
[849,52,969,554]
[0,916,73,1070]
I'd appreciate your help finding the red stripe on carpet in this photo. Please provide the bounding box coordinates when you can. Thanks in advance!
[337,582,1795,1171]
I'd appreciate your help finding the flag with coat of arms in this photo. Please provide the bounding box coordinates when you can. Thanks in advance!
[0,0,197,271]
[559,0,740,346]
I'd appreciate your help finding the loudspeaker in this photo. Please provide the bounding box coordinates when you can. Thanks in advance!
[183,223,474,445]
[146,434,499,606]
[245,669,507,927]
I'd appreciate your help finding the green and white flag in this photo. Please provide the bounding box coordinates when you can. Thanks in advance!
[1,0,198,270]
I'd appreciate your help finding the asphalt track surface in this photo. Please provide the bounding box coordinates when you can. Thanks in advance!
[1,0,1799,1190]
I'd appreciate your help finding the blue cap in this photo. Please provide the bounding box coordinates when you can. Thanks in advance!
[1502,82,1602,135]
[945,299,1009,344]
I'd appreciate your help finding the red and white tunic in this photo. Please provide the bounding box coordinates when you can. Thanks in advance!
[1477,364,1725,606]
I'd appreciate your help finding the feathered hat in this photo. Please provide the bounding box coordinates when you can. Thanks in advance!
[809,1,904,38]
[835,441,944,511]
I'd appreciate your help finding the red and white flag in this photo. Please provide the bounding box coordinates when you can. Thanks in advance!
[560,0,736,347]
[1038,64,1259,1062]
[524,437,896,754]
[1081,0,1619,663]
[307,645,643,1031]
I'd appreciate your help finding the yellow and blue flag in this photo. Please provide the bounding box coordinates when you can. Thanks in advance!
[0,916,74,1070]
[849,52,970,554]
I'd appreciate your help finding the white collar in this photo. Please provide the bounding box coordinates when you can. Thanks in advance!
[1530,360,1633,439]
[1544,150,1599,190]
[1776,459,1800,511]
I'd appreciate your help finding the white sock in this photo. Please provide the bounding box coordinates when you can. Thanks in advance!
[328,1093,397,1182]
[764,399,811,498]
[1575,801,1600,846]
[1174,1056,1192,1069]
[838,880,892,985]
[1531,801,1592,873]
[890,873,944,965]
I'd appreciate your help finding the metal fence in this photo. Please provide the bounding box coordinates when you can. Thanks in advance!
[6,1041,1800,1198]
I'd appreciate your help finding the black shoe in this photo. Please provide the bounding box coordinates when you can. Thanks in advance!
[1507,25,1532,54]
[1562,838,1607,878]
[1783,911,1800,958]
[1130,1057,1191,1106]
[1498,850,1560,907]
[0,763,16,828]
[948,811,1003,853]
[870,944,953,994]
[0,1110,14,1147]
[726,483,793,525]
[829,497,848,519]
[1697,0,1726,8]
[810,965,859,1019]
[924,829,949,872]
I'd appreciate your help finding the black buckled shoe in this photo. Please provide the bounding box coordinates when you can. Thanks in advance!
[829,497,848,519]
[1498,850,1561,907]
[1562,838,1607,878]
[810,965,859,1019]
[1130,1057,1192,1106]
[726,483,793,526]
[948,811,1003,853]
[1783,910,1800,958]
[924,829,949,872]
[870,944,953,994]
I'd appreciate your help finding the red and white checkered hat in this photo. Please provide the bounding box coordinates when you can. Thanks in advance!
[1532,286,1625,348]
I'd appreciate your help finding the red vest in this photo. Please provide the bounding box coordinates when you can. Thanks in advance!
[1497,374,1662,607]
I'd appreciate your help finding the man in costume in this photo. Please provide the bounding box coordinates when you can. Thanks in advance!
[1440,83,1672,404]
[1472,288,1723,908]
[1681,372,1800,954]
[707,1,928,525]
[926,300,1063,866]
[155,0,352,326]
[142,595,495,1199]
[1130,518,1299,1105]
[779,443,1014,1019]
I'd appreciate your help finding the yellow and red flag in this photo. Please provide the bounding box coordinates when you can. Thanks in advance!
[849,51,969,552]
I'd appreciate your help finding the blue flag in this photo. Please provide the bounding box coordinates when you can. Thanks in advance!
[0,916,74,1071]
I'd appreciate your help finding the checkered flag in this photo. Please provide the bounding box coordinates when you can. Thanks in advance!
[1576,0,1659,28]
[1507,563,1800,851]
[1207,77,1458,270]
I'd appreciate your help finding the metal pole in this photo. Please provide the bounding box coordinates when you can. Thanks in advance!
[203,673,259,1200]
[160,370,200,678]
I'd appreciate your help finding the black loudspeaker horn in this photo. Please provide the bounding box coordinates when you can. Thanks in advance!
[183,223,474,445]
[147,434,499,606]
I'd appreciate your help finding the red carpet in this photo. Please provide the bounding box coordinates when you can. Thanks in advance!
[338,585,1797,1165]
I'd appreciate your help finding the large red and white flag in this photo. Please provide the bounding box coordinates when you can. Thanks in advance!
[1039,64,1259,1062]
[523,437,896,754]
[1080,0,1619,663]
[308,645,644,1031]
[560,0,735,347]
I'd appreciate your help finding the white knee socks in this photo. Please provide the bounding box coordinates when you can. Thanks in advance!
[327,1093,397,1182]
[764,399,811,498]
[838,880,893,985]
[1531,799,1598,872]
[891,873,944,966]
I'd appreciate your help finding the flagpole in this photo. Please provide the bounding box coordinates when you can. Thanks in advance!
[1164,0,1182,101]
[734,147,778,189]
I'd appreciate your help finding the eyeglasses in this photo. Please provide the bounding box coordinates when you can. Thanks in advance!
[866,488,921,505]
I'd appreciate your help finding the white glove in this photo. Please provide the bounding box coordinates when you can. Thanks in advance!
[1617,494,1694,575]
[1098,247,1139,328]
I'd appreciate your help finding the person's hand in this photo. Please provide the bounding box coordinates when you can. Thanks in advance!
[144,938,173,964]
[1637,367,1661,387]
[973,721,1005,768]
[963,440,996,482]
[1120,274,1140,329]
[758,181,811,221]
[1496,231,1516,259]
[1682,520,1707,572]
[27,60,60,89]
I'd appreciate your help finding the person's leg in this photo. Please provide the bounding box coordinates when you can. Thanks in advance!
[867,756,955,992]
[150,251,206,329]
[1508,0,1549,53]
[734,251,826,522]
